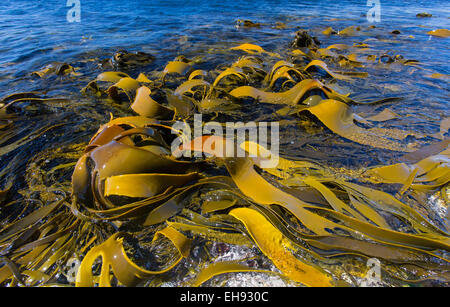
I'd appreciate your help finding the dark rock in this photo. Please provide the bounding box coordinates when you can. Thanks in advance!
[111,50,155,68]
[291,30,320,49]
[236,19,261,28]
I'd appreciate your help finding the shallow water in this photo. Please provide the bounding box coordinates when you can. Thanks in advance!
[0,0,449,287]
[1,0,449,75]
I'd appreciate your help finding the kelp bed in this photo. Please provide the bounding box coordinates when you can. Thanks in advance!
[0,23,449,287]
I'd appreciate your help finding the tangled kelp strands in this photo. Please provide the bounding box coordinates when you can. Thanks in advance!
[0,24,449,287]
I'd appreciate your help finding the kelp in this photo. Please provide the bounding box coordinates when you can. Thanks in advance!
[188,70,207,81]
[322,27,337,36]
[0,196,81,286]
[192,261,273,287]
[213,67,247,87]
[230,85,415,152]
[231,43,280,58]
[31,63,77,78]
[267,61,306,89]
[0,27,449,288]
[107,77,141,102]
[229,207,333,287]
[75,227,190,287]
[232,56,265,75]
[304,60,353,80]
[177,136,450,270]
[229,79,352,105]
[338,26,358,36]
[300,99,417,152]
[131,86,174,119]
[427,29,450,38]
[163,61,192,78]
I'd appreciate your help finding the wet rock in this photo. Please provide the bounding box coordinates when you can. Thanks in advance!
[291,30,320,49]
[416,12,432,18]
[391,30,401,34]
[109,50,155,68]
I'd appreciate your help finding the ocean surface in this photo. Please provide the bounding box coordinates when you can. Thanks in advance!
[0,0,449,80]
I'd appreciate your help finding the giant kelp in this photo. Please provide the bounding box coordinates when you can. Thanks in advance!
[0,23,449,287]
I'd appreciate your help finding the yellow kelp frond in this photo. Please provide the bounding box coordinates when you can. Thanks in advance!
[213,67,247,87]
[191,261,274,287]
[104,173,200,198]
[131,86,174,118]
[230,43,280,57]
[229,207,333,287]
[301,99,417,152]
[268,65,306,89]
[304,60,367,80]
[71,118,199,213]
[322,27,337,35]
[81,72,139,100]
[232,56,265,75]
[427,29,450,38]
[76,229,190,287]
[31,63,76,78]
[163,60,192,76]
[179,135,449,254]
[188,70,208,80]
[106,77,140,101]
[174,79,211,99]
[96,71,131,83]
[136,73,152,83]
[338,26,358,36]
[231,43,266,54]
[230,79,351,105]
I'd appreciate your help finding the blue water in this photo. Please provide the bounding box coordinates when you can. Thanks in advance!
[0,0,449,80]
